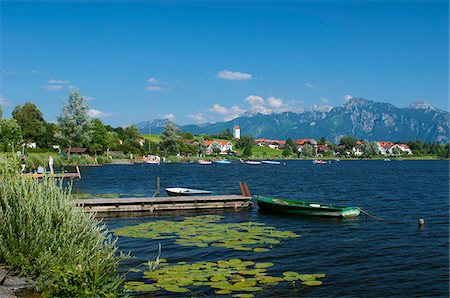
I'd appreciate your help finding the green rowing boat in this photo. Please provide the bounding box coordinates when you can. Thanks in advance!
[255,196,360,218]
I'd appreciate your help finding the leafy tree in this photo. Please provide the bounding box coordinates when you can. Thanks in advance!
[197,137,207,156]
[38,122,58,148]
[160,121,180,157]
[181,131,194,140]
[12,103,46,144]
[282,145,291,157]
[0,104,2,118]
[361,140,378,158]
[89,119,108,155]
[301,143,314,157]
[218,129,233,140]
[56,89,91,155]
[235,135,254,157]
[211,142,222,155]
[242,146,252,158]
[318,137,326,145]
[339,136,357,149]
[0,118,22,151]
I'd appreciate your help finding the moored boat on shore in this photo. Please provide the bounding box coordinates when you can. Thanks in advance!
[198,160,212,165]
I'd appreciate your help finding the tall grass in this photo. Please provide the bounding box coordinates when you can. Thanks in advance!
[0,155,123,297]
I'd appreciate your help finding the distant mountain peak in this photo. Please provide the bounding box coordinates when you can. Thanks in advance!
[344,97,373,108]
[409,101,436,111]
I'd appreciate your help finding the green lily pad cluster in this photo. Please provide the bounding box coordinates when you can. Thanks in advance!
[113,215,298,252]
[124,258,325,296]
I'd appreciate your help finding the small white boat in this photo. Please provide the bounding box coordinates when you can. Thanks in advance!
[312,160,328,165]
[384,159,391,162]
[242,160,262,165]
[144,155,160,165]
[214,160,231,164]
[261,160,281,165]
[198,160,212,165]
[165,187,213,196]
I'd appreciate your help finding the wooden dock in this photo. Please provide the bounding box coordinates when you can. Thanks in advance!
[22,166,81,180]
[77,195,253,213]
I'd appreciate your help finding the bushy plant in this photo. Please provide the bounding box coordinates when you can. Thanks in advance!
[0,155,123,297]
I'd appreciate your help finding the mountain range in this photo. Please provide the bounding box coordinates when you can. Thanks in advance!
[137,98,449,143]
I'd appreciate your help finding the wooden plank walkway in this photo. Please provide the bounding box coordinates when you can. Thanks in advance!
[22,166,82,179]
[77,195,253,213]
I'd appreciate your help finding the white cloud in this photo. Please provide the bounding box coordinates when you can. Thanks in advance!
[343,94,353,102]
[320,97,329,103]
[188,113,207,124]
[45,85,64,91]
[0,96,11,106]
[145,86,170,91]
[147,77,169,85]
[304,82,325,90]
[208,104,245,121]
[48,79,70,84]
[209,104,228,115]
[2,70,17,75]
[217,70,252,80]
[27,70,43,75]
[87,108,112,118]
[224,105,245,121]
[245,95,270,114]
[85,96,95,101]
[267,96,283,108]
[162,113,175,121]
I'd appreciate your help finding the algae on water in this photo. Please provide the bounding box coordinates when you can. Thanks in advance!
[113,215,298,251]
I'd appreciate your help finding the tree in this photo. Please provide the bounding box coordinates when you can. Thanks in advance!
[285,137,298,153]
[0,104,2,118]
[302,143,314,157]
[181,131,194,140]
[318,137,326,145]
[361,140,378,158]
[211,142,222,155]
[197,137,207,156]
[38,122,58,148]
[282,145,291,157]
[89,119,108,155]
[339,136,357,149]
[12,103,46,144]
[235,135,254,157]
[160,121,180,157]
[218,129,233,140]
[56,89,91,156]
[0,118,22,151]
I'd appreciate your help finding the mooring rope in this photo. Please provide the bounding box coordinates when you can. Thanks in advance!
[357,207,385,221]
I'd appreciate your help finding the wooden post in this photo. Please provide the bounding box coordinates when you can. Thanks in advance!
[239,182,245,196]
[156,177,160,197]
[243,182,251,197]
[76,165,81,179]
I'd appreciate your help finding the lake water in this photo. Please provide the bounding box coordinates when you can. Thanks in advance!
[74,160,449,297]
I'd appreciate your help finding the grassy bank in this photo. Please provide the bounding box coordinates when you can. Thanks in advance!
[0,155,123,297]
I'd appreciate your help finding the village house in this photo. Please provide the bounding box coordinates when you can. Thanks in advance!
[254,138,285,149]
[204,140,233,155]
[376,142,413,156]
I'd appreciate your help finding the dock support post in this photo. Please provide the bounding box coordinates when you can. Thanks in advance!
[76,165,81,179]
[156,177,160,197]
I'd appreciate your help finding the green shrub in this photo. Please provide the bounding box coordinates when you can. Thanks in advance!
[0,155,123,297]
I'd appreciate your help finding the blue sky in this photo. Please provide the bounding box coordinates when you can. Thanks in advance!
[1,0,448,126]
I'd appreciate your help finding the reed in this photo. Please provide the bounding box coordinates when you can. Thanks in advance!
[0,155,123,297]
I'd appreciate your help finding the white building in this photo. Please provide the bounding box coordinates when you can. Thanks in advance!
[233,125,240,139]
[204,140,233,155]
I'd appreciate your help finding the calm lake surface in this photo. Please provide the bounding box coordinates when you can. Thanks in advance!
[74,160,449,297]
